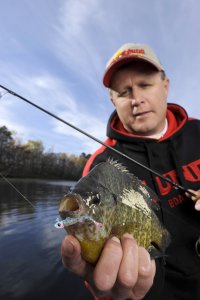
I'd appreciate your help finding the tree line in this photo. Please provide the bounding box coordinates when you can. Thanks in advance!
[0,126,90,180]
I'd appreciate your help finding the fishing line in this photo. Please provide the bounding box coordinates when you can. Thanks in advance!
[0,84,194,195]
[0,172,35,208]
[0,89,9,98]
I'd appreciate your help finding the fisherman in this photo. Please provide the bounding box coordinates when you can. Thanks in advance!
[61,43,200,300]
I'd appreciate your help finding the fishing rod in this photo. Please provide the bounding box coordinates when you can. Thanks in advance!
[0,84,193,195]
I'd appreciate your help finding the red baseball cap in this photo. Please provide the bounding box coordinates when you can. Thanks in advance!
[103,43,164,87]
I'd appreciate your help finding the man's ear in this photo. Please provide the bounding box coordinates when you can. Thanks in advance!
[110,97,115,105]
[164,78,170,97]
[109,89,116,106]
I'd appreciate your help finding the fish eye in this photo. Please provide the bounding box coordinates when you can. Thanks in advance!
[91,194,101,205]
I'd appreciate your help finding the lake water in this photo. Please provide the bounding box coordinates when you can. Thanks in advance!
[0,179,94,300]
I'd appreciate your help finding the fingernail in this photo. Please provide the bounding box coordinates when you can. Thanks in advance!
[123,233,133,239]
[111,236,120,243]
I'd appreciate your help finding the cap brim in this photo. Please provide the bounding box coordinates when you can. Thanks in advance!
[103,56,163,88]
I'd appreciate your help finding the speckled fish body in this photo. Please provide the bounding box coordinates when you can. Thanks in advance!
[58,159,170,264]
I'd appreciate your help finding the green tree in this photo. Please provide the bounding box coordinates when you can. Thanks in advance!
[0,125,90,179]
[0,126,15,173]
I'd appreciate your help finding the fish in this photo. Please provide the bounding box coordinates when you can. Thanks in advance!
[55,159,170,264]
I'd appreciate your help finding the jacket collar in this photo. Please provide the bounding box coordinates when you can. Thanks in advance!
[108,103,188,142]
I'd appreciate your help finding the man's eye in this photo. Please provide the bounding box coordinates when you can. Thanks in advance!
[140,83,152,88]
[118,88,132,97]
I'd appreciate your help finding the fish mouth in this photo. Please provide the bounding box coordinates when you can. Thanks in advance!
[58,193,103,231]
[59,193,85,220]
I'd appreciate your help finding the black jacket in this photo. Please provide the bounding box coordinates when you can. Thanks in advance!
[83,103,200,300]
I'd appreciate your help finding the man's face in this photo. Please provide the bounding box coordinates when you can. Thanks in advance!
[109,62,169,136]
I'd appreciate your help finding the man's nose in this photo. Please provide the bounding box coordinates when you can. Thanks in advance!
[131,89,144,105]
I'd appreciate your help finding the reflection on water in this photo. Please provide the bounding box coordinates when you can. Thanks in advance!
[0,179,93,300]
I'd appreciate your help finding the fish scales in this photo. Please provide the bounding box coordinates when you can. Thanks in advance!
[57,159,170,264]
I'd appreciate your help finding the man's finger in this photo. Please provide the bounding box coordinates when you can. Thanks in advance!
[61,235,88,277]
[186,189,200,201]
[131,247,155,300]
[118,233,139,288]
[93,236,123,292]
[195,199,200,211]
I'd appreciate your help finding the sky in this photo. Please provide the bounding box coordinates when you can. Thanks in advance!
[1,0,200,155]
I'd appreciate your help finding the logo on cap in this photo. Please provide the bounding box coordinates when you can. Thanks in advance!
[111,48,145,64]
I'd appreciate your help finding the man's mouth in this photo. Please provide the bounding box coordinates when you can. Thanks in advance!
[133,111,152,117]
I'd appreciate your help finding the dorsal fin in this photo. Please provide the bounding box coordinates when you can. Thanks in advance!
[107,157,132,175]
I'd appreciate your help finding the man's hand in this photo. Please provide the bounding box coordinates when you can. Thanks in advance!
[61,233,156,300]
[186,189,200,211]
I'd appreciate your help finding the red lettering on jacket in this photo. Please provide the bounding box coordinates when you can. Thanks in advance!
[155,170,179,196]
[153,159,200,197]
[182,159,200,182]
[168,195,185,208]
